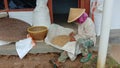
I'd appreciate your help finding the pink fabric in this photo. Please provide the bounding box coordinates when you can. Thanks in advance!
[76,12,88,24]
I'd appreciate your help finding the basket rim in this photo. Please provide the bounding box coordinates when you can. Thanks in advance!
[27,26,48,33]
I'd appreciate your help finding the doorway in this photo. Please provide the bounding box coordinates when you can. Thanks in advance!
[53,0,78,23]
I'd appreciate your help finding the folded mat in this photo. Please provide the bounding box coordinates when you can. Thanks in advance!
[0,17,31,42]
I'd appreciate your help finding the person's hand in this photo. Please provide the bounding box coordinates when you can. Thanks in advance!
[69,32,76,41]
[70,36,76,41]
[69,32,75,37]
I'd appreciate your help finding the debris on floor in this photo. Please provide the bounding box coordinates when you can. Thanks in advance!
[0,51,120,68]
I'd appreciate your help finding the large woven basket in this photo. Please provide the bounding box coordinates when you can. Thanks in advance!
[0,17,31,42]
[27,26,48,40]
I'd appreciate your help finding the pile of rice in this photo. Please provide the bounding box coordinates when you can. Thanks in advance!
[51,35,70,47]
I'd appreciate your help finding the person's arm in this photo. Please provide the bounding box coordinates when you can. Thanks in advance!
[74,23,86,40]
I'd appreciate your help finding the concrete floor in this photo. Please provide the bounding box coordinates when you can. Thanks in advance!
[0,22,120,56]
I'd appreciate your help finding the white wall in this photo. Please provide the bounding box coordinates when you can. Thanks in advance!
[8,0,120,29]
[9,11,33,26]
[111,0,120,29]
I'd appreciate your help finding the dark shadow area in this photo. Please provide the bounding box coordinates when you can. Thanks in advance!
[8,0,36,9]
[0,0,4,9]
[53,0,78,23]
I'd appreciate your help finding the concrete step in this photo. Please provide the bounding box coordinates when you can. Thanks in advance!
[0,42,61,55]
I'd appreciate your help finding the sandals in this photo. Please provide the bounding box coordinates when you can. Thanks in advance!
[80,53,92,63]
[49,59,64,68]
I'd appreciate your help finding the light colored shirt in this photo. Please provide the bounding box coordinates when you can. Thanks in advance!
[74,17,96,45]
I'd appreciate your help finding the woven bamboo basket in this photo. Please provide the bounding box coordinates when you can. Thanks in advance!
[27,26,48,40]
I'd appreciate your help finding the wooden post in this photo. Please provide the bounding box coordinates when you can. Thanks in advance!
[4,0,9,12]
[48,0,53,23]
[78,0,90,16]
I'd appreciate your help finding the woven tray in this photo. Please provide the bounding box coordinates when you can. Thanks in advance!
[0,17,31,42]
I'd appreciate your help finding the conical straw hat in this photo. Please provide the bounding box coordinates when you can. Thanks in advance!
[68,8,85,23]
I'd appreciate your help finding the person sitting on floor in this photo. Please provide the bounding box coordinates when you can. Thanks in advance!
[50,8,96,68]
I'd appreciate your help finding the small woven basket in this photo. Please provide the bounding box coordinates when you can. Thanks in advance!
[27,26,48,40]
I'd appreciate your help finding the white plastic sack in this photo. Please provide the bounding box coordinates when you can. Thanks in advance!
[94,12,102,36]
[32,0,51,28]
[16,38,33,59]
[45,24,75,52]
[45,24,83,61]
[90,0,104,36]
